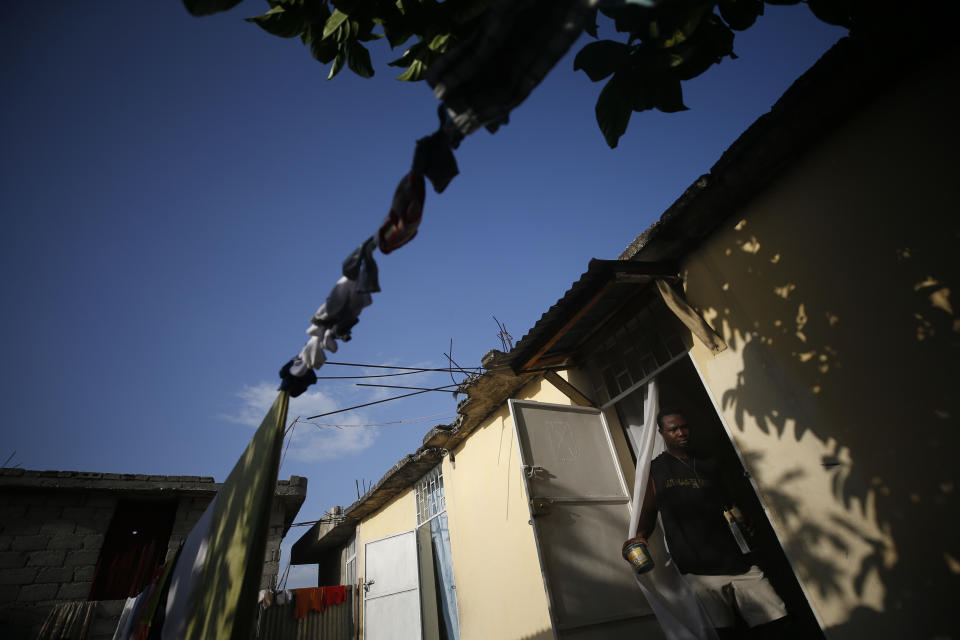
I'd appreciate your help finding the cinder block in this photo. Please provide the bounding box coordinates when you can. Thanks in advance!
[83,495,116,508]
[11,536,50,552]
[26,550,66,567]
[0,492,34,505]
[82,534,105,551]
[0,567,37,585]
[0,551,27,568]
[73,565,95,582]
[62,506,113,524]
[63,551,100,567]
[40,494,79,508]
[18,583,58,602]
[39,520,76,536]
[74,521,104,537]
[0,584,20,602]
[0,505,28,520]
[47,535,83,551]
[56,582,90,600]
[36,566,73,583]
[26,506,63,521]
[1,521,40,536]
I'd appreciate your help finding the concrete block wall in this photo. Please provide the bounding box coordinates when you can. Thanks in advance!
[0,470,305,639]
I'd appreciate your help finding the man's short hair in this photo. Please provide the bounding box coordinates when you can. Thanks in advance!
[656,408,685,430]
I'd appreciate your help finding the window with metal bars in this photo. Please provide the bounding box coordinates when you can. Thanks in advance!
[586,297,688,406]
[415,464,446,526]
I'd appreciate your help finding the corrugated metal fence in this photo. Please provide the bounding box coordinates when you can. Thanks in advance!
[255,587,354,640]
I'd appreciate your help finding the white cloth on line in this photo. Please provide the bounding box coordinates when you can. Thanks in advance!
[311,276,372,328]
[305,324,338,353]
[299,336,327,370]
[162,495,218,640]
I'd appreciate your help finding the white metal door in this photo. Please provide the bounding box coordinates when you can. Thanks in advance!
[510,399,660,640]
[363,531,422,640]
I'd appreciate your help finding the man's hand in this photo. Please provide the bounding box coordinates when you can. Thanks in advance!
[622,536,648,560]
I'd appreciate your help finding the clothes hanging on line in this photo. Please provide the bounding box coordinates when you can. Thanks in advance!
[378,172,426,254]
[292,586,348,619]
[305,324,339,352]
[342,236,381,294]
[426,0,598,136]
[279,357,317,397]
[311,276,373,342]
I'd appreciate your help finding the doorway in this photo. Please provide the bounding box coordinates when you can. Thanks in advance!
[615,356,825,639]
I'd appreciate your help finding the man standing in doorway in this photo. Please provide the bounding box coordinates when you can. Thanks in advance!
[624,408,788,639]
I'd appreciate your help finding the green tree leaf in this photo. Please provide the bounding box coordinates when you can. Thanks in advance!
[328,52,345,80]
[311,36,338,63]
[323,9,350,39]
[245,6,305,39]
[807,0,852,27]
[574,40,630,82]
[596,71,633,148]
[182,0,243,17]
[719,0,763,31]
[654,76,688,112]
[396,59,425,81]
[584,7,600,38]
[347,41,375,77]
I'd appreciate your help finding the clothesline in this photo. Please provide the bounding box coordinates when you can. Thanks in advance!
[304,386,458,420]
[355,382,460,393]
[300,411,455,429]
[316,370,464,380]
[324,360,482,373]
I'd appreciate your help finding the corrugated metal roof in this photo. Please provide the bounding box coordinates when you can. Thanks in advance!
[508,259,677,373]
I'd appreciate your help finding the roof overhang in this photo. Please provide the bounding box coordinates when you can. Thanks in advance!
[508,259,678,373]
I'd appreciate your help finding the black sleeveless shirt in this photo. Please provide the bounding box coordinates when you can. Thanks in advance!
[650,453,751,575]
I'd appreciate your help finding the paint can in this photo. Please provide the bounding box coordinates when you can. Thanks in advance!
[622,539,655,574]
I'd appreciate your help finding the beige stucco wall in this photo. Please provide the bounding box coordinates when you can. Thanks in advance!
[354,490,416,581]
[682,51,959,639]
[351,375,633,640]
[442,377,571,640]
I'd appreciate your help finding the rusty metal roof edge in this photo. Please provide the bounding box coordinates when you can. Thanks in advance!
[506,259,678,373]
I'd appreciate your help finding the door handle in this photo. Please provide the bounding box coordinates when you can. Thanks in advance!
[362,578,375,593]
[523,465,547,479]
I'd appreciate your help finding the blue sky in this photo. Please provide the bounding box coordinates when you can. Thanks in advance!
[0,2,844,586]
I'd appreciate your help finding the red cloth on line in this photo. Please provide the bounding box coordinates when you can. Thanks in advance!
[323,585,347,609]
[293,586,347,619]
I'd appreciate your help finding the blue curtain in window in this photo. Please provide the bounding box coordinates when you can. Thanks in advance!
[429,513,460,640]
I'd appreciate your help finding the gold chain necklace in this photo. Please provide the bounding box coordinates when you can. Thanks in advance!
[670,453,701,484]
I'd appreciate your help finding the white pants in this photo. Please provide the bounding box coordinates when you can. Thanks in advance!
[684,566,787,628]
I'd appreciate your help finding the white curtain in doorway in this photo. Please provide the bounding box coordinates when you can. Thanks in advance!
[626,379,719,640]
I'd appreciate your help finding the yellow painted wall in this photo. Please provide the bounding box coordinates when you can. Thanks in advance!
[682,51,959,639]
[350,374,642,640]
[355,490,416,581]
[441,377,569,640]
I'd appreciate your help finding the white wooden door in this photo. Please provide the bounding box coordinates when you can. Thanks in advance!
[510,399,662,640]
[363,531,422,640]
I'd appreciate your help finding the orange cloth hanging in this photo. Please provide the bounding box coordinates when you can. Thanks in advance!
[293,585,348,619]
[293,587,324,620]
